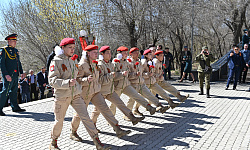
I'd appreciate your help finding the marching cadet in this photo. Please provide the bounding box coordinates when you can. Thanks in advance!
[126,47,169,115]
[90,46,145,130]
[153,51,189,102]
[109,46,157,117]
[71,45,130,140]
[0,34,25,116]
[225,45,246,91]
[48,38,110,150]
[133,49,180,114]
[195,46,215,98]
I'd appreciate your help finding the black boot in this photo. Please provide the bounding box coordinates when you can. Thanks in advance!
[206,89,211,98]
[199,88,204,95]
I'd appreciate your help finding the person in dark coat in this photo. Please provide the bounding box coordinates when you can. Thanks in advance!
[179,48,195,82]
[46,44,58,72]
[19,71,31,103]
[163,47,173,80]
[37,67,48,99]
[242,29,249,50]
[179,46,189,79]
[27,69,38,100]
[239,44,250,83]
[226,45,246,90]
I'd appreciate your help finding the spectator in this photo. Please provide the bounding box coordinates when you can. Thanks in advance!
[178,48,195,83]
[239,44,250,84]
[242,29,249,50]
[225,45,246,91]
[37,67,48,99]
[19,71,31,103]
[163,47,173,80]
[179,46,189,80]
[46,44,58,72]
[157,45,163,51]
[27,69,38,100]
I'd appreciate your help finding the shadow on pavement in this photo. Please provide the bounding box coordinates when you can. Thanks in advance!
[212,95,250,100]
[6,111,72,122]
[100,110,219,149]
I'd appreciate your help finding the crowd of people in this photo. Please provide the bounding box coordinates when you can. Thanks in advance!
[0,28,249,150]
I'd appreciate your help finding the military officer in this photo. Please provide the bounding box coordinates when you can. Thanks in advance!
[225,45,246,91]
[0,34,25,116]
[242,29,249,50]
[195,46,215,98]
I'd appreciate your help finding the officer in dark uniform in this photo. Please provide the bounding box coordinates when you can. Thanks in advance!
[225,45,246,90]
[242,29,249,50]
[0,34,26,116]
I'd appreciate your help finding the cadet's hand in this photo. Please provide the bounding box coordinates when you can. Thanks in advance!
[159,75,164,80]
[88,75,93,82]
[149,72,153,77]
[246,64,249,67]
[136,71,140,76]
[5,75,12,82]
[69,79,76,87]
[24,78,28,81]
[111,72,115,77]
[230,52,234,56]
[43,83,46,87]
[122,71,128,76]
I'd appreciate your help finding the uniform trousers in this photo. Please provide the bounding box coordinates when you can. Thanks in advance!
[91,92,131,124]
[71,92,118,131]
[0,75,21,111]
[198,72,211,89]
[127,83,159,111]
[226,67,240,88]
[51,95,98,139]
[157,80,179,97]
[110,85,149,115]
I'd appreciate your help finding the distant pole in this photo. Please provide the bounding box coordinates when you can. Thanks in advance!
[191,0,194,54]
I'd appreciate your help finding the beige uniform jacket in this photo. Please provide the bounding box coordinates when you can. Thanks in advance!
[153,58,164,83]
[98,60,123,96]
[49,54,82,98]
[128,58,144,85]
[141,59,156,85]
[113,59,130,90]
[77,58,101,99]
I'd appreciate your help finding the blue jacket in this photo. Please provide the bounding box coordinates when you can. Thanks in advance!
[240,49,250,63]
[19,78,30,93]
[227,51,246,69]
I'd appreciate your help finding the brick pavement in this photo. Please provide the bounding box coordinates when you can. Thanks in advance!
[0,80,249,150]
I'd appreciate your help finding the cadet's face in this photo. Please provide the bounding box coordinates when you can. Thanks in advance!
[103,50,111,61]
[88,50,98,60]
[63,44,75,57]
[157,54,164,61]
[8,40,17,47]
[146,52,152,60]
[121,51,128,59]
[131,50,139,59]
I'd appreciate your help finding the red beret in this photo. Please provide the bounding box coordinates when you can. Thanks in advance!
[155,51,163,55]
[99,46,110,52]
[143,49,151,55]
[129,47,139,54]
[60,38,75,46]
[84,45,98,51]
[117,46,128,51]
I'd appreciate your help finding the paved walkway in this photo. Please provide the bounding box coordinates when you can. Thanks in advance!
[0,80,249,150]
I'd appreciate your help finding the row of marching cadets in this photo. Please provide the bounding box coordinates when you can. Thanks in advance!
[48,37,189,150]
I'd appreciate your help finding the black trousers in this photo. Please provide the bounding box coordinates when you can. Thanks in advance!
[239,67,248,83]
[39,86,45,99]
[30,83,38,100]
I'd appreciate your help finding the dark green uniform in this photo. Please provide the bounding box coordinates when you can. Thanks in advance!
[0,45,23,113]
[195,48,215,97]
